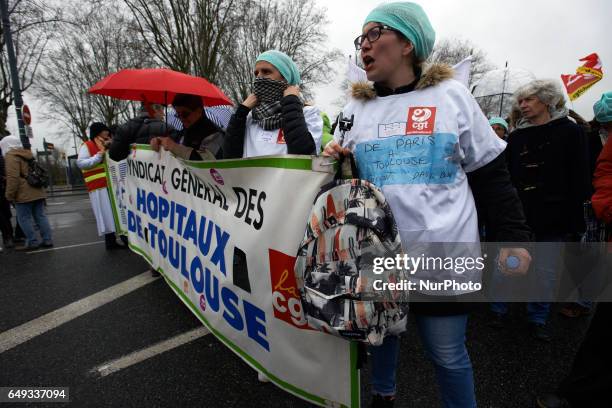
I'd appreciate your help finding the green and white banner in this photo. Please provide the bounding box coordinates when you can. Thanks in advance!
[106,146,359,407]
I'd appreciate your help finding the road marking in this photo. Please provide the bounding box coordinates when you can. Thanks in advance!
[28,241,105,254]
[47,201,66,206]
[0,272,158,354]
[90,327,210,377]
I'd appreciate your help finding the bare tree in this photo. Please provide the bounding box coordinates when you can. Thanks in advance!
[124,0,339,104]
[36,40,94,144]
[124,0,239,83]
[428,38,496,88]
[219,0,341,103]
[0,0,63,136]
[35,3,155,145]
[476,95,508,119]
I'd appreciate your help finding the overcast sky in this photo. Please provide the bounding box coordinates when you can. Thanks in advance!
[7,0,611,153]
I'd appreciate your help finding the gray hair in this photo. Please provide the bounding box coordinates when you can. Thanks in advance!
[512,79,569,129]
[513,79,565,110]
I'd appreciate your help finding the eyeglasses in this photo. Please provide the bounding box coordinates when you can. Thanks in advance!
[354,25,400,50]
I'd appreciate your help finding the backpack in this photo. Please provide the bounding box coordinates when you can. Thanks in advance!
[25,158,49,188]
[294,155,409,345]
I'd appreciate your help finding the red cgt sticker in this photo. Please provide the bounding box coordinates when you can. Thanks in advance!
[269,249,312,330]
[406,107,437,135]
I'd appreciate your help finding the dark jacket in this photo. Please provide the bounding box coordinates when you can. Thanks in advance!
[177,114,224,160]
[223,95,316,158]
[587,127,604,177]
[506,116,591,235]
[109,113,177,161]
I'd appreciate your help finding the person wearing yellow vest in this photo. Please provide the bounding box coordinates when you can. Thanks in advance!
[77,123,124,250]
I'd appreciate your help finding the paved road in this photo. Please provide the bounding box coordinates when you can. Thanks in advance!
[0,194,592,407]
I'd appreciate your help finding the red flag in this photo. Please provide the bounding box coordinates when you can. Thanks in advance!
[576,53,603,78]
[561,53,603,101]
[561,73,601,101]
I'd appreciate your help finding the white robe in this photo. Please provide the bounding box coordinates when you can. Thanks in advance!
[77,145,116,236]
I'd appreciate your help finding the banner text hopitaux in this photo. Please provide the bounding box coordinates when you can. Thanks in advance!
[128,187,269,352]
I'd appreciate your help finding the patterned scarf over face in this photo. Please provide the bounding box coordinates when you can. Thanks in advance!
[252,77,288,130]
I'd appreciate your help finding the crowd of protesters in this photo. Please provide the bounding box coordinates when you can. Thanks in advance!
[1,1,611,407]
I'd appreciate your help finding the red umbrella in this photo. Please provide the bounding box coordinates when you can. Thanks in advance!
[88,68,233,106]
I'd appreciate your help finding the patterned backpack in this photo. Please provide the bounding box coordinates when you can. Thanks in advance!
[294,155,409,345]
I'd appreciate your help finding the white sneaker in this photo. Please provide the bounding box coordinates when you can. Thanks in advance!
[257,371,270,383]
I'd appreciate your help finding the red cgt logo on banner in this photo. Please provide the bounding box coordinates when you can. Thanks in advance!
[269,249,312,330]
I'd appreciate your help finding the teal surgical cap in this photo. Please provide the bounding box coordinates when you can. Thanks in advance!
[489,117,509,130]
[363,2,436,60]
[593,91,612,123]
[255,50,300,85]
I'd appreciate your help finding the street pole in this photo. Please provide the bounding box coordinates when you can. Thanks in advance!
[43,138,54,193]
[0,0,29,149]
[499,61,509,118]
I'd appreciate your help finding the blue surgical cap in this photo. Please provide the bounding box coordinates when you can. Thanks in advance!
[255,50,300,85]
[489,117,509,131]
[593,91,612,123]
[363,2,436,60]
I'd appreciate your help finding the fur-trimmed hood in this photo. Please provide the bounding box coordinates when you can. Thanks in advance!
[351,63,455,101]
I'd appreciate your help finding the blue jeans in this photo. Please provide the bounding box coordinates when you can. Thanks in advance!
[15,199,52,247]
[490,234,565,324]
[369,314,476,408]
[490,301,551,325]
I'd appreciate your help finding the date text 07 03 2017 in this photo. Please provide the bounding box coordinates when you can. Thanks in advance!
[0,387,69,403]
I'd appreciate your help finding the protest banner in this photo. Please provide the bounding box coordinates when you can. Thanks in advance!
[106,146,359,407]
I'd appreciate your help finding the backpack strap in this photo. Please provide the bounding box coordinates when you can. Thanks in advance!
[355,342,368,369]
[334,152,359,180]
[19,157,33,178]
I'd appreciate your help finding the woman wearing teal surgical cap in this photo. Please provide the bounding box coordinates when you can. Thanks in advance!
[489,117,509,140]
[223,50,323,159]
[324,2,532,407]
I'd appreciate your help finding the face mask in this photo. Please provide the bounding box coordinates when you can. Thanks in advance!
[253,77,287,103]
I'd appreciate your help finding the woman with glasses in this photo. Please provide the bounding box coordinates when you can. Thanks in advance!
[324,2,532,407]
[223,50,322,158]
